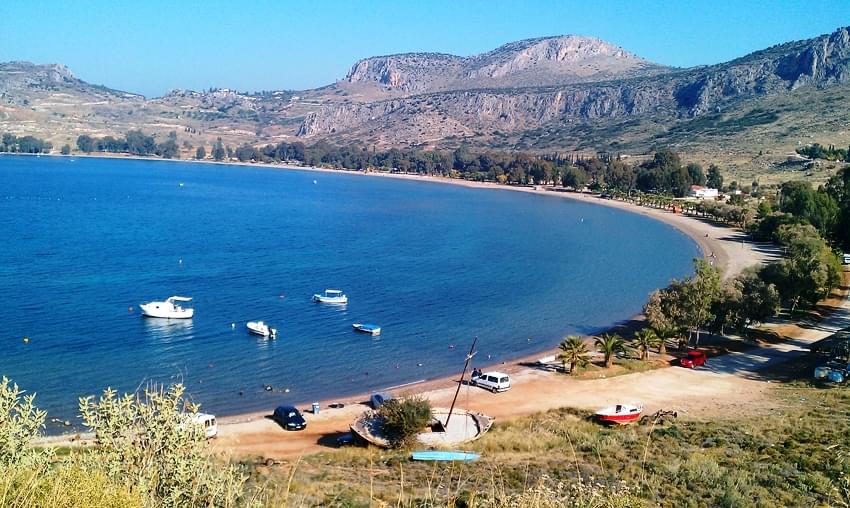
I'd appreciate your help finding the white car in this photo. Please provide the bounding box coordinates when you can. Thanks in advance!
[471,371,511,392]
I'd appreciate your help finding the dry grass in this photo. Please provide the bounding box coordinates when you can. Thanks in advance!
[243,374,850,507]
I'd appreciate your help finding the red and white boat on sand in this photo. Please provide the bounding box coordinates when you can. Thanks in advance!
[595,403,643,425]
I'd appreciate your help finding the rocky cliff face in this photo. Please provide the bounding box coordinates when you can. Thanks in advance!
[343,35,667,94]
[298,80,679,137]
[302,26,850,141]
[674,26,850,116]
[344,53,465,93]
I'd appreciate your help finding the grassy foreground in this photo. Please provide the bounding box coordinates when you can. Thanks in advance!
[249,368,850,507]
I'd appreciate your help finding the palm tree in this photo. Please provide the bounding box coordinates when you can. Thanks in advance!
[595,333,625,368]
[633,328,661,361]
[653,327,678,355]
[558,336,589,375]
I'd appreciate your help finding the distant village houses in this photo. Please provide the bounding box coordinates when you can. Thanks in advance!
[688,185,719,199]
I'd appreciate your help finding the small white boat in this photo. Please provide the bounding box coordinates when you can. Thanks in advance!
[140,296,194,319]
[247,321,277,338]
[312,289,348,304]
[353,323,381,335]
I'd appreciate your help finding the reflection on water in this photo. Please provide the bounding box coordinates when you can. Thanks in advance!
[253,335,279,351]
[142,317,195,342]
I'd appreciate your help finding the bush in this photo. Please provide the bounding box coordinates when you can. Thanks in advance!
[0,376,51,470]
[79,383,248,507]
[378,395,432,448]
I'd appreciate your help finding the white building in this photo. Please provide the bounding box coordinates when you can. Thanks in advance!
[688,185,719,199]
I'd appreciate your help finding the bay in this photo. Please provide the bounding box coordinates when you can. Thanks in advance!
[0,155,700,429]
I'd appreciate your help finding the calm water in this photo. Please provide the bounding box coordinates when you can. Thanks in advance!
[0,155,699,429]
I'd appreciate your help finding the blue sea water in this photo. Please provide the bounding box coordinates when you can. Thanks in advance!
[0,155,700,429]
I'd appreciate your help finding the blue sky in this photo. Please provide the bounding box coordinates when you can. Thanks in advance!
[1,0,847,97]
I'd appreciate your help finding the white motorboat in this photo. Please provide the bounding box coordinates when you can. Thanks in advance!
[140,296,194,319]
[312,289,348,304]
[247,321,277,338]
[353,323,381,335]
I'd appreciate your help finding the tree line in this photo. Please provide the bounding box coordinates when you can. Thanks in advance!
[76,130,180,159]
[221,141,716,196]
[797,143,850,162]
[0,133,52,154]
[642,192,844,353]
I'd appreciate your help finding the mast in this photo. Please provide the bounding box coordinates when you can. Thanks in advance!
[445,336,477,429]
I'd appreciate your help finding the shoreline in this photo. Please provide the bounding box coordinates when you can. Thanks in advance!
[15,151,780,446]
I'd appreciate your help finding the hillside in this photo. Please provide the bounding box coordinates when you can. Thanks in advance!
[1,27,850,180]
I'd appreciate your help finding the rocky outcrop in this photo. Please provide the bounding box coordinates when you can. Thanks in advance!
[673,26,850,116]
[299,79,679,137]
[0,61,140,100]
[345,53,464,93]
[463,35,667,85]
[0,62,78,92]
[343,35,667,94]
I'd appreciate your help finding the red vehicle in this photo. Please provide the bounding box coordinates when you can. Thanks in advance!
[679,350,707,368]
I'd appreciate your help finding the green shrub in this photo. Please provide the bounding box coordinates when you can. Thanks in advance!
[378,395,432,448]
[0,376,51,470]
[79,383,248,507]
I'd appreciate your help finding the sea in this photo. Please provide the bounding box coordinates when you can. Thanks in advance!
[0,155,700,430]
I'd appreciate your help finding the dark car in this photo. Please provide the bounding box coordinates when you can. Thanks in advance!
[679,350,707,368]
[272,405,306,431]
[335,432,355,447]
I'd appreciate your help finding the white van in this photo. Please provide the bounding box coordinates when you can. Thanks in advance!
[188,412,218,438]
[843,253,850,265]
[471,371,511,392]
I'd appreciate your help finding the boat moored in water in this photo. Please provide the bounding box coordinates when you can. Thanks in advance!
[353,323,381,335]
[595,403,643,425]
[313,289,348,304]
[139,296,194,319]
[247,321,277,338]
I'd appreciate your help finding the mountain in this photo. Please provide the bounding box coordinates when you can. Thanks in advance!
[342,35,670,94]
[299,26,850,143]
[1,27,850,179]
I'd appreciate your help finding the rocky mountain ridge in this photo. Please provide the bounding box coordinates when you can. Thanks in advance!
[299,26,850,141]
[343,35,669,94]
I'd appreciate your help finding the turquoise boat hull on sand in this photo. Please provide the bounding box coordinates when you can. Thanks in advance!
[410,451,480,462]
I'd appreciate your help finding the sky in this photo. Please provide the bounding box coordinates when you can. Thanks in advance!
[1,0,848,98]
